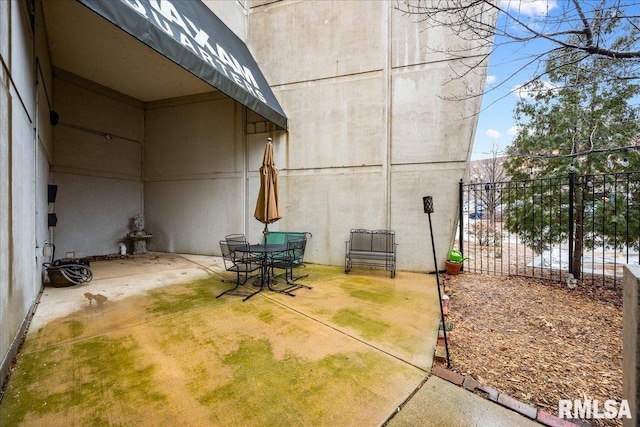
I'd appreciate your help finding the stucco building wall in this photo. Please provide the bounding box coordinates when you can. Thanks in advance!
[0,0,55,385]
[49,0,488,270]
[1,0,490,383]
[247,1,486,268]
[144,93,247,254]
[52,72,145,258]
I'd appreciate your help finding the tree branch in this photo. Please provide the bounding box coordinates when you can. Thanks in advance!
[394,0,640,96]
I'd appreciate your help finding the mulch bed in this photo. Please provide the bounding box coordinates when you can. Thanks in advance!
[444,272,623,427]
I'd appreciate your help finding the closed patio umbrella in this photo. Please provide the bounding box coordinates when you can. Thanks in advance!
[254,138,281,237]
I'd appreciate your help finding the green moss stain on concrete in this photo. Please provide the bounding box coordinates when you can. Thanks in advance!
[147,279,219,315]
[157,319,197,350]
[330,285,432,356]
[1,265,436,426]
[339,279,400,304]
[304,264,342,276]
[0,335,166,426]
[230,302,254,315]
[196,338,401,426]
[28,319,89,348]
[332,308,391,340]
[0,346,56,426]
[66,319,85,338]
[186,362,212,394]
[257,309,276,324]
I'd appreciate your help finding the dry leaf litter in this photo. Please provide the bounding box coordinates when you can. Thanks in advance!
[445,272,623,427]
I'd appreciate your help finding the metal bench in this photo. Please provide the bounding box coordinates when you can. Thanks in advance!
[344,229,397,278]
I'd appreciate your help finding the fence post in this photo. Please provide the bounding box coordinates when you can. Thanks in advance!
[458,179,464,259]
[623,264,640,426]
[568,171,575,276]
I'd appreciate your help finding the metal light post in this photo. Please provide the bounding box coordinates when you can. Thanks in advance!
[423,196,450,367]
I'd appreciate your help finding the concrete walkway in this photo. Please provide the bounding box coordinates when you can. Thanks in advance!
[387,376,540,427]
[0,253,541,426]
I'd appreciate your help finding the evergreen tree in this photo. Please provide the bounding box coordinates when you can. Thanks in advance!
[503,46,640,278]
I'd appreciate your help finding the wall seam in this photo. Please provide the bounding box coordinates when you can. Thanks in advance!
[385,0,392,229]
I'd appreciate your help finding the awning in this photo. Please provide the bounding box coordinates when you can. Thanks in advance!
[77,0,287,131]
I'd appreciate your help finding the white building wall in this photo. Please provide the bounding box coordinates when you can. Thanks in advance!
[0,0,55,385]
[46,0,488,271]
[1,0,490,383]
[246,1,489,270]
[45,0,250,260]
[0,0,13,384]
[204,0,246,36]
[52,73,144,258]
[144,93,245,254]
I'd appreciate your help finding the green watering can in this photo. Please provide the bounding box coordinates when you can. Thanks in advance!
[449,249,464,263]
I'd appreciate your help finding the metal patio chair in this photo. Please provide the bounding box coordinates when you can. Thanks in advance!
[270,236,312,293]
[216,240,261,299]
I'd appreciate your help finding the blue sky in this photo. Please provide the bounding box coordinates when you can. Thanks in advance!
[471,1,559,160]
[471,0,640,160]
[471,74,519,160]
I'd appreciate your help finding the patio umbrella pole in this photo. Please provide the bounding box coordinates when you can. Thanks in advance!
[423,196,450,368]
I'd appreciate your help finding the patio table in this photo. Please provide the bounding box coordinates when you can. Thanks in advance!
[236,244,290,298]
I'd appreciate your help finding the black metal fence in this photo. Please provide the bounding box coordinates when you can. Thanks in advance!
[457,171,640,287]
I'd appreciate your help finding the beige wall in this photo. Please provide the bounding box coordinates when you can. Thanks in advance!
[204,0,247,37]
[52,73,144,258]
[144,93,245,254]
[246,1,488,269]
[49,0,488,271]
[0,0,12,381]
[2,0,490,384]
[0,0,55,385]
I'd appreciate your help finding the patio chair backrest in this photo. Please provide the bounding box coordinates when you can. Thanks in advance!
[226,234,247,245]
[225,234,249,259]
[219,240,236,269]
[260,231,310,245]
[286,236,306,266]
[218,240,261,289]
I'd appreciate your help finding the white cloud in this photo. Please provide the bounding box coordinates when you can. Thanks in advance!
[512,85,527,99]
[511,80,555,99]
[501,0,557,17]
[507,126,520,136]
[485,75,496,85]
[486,129,501,139]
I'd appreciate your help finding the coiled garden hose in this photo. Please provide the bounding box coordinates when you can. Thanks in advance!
[44,259,93,286]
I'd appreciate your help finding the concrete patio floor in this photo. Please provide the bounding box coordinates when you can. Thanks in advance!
[0,253,541,426]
